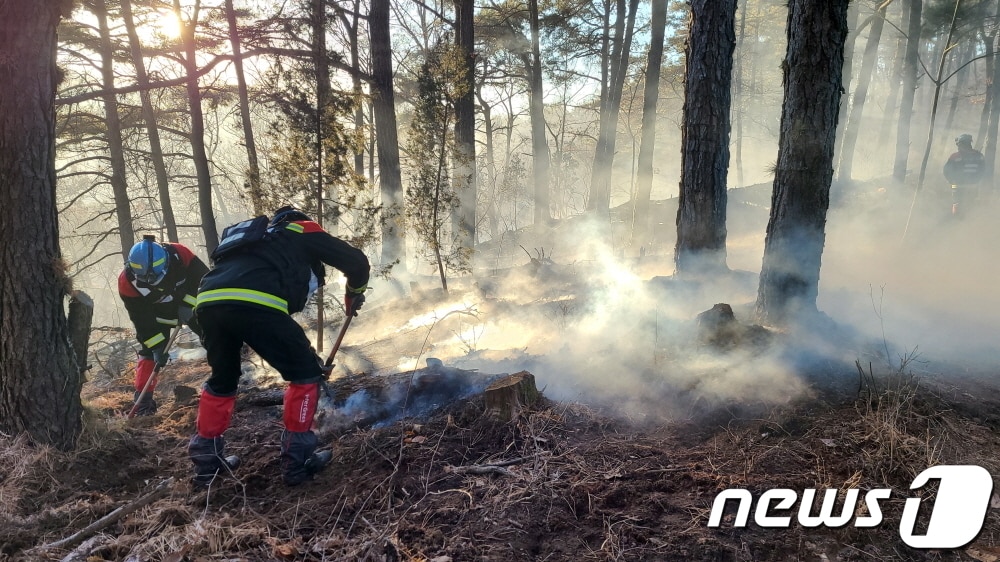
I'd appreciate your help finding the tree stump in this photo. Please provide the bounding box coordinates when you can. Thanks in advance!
[484,371,540,420]
[67,291,94,375]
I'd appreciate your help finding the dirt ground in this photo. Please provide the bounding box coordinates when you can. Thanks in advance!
[3,313,1000,561]
[5,182,1000,561]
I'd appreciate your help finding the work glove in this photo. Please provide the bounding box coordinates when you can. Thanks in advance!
[344,288,366,317]
[311,347,334,379]
[152,345,169,369]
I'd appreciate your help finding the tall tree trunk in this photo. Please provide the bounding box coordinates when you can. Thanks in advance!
[313,0,328,347]
[755,0,848,325]
[476,86,501,241]
[370,0,406,272]
[314,0,332,231]
[985,0,1000,182]
[175,1,220,252]
[893,0,923,183]
[0,0,83,451]
[838,1,887,182]
[878,0,908,147]
[977,3,1000,147]
[224,0,263,216]
[733,0,749,187]
[94,0,135,256]
[914,0,963,193]
[834,1,860,167]
[588,0,640,215]
[340,0,365,179]
[985,31,1000,193]
[527,0,551,225]
[675,0,735,275]
[630,0,667,250]
[121,0,178,242]
[453,0,476,254]
[944,40,974,133]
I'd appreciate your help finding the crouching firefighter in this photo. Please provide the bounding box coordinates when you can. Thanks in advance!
[188,206,370,487]
[119,235,208,416]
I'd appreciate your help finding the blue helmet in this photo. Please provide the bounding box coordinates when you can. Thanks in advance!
[127,235,169,286]
[956,134,973,147]
[270,205,312,227]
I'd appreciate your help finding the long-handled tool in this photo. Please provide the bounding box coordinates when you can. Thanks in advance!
[127,327,182,419]
[317,301,358,400]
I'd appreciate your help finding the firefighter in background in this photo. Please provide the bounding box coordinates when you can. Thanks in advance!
[119,235,209,415]
[944,133,987,216]
[189,206,370,487]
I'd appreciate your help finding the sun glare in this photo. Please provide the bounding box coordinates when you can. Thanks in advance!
[152,11,182,39]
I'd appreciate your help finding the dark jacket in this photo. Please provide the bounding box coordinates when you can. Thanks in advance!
[196,220,370,315]
[944,148,986,186]
[119,243,208,351]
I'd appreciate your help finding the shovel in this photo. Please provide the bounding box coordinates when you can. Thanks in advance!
[127,326,182,419]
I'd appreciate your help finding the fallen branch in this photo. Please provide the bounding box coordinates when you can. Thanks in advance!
[34,478,174,552]
[445,457,533,477]
[59,534,112,562]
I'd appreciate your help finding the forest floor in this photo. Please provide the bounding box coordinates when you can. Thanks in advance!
[4,179,1000,561]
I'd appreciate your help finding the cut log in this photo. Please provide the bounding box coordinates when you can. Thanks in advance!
[484,371,540,420]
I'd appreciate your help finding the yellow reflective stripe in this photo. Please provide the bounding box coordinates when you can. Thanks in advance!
[152,256,166,267]
[156,317,179,326]
[285,223,304,233]
[197,288,289,313]
[346,283,367,294]
[183,294,197,306]
[144,333,166,348]
[129,262,144,269]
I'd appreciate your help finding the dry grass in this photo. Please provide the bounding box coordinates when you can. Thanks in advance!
[852,360,946,485]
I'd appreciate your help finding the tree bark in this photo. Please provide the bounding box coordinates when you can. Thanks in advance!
[893,0,923,183]
[224,0,264,216]
[484,371,540,421]
[0,0,83,450]
[94,0,135,256]
[370,0,407,273]
[838,1,888,183]
[675,0,735,275]
[588,0,640,215]
[313,0,329,348]
[175,0,220,252]
[121,0,178,242]
[527,0,552,225]
[755,0,848,325]
[453,0,477,253]
[630,0,667,252]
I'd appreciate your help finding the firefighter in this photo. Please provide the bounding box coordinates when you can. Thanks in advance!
[944,134,987,216]
[188,205,370,487]
[119,235,208,416]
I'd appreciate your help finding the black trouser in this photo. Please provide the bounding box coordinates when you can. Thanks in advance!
[196,303,322,395]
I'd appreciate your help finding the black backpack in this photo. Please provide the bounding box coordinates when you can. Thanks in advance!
[211,215,271,263]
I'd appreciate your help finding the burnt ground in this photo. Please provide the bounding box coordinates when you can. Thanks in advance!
[5,180,1000,561]
[3,308,1000,562]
